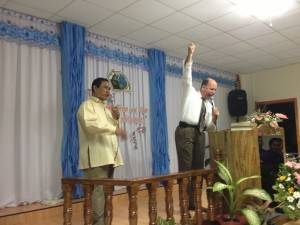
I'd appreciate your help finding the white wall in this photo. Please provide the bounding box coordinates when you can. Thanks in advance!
[240,62,300,108]
[240,62,300,151]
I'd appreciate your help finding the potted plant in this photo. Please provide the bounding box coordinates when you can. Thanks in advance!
[212,161,272,225]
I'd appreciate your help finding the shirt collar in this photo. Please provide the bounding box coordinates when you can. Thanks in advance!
[90,96,105,104]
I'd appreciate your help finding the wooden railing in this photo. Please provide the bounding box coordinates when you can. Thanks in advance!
[62,169,218,225]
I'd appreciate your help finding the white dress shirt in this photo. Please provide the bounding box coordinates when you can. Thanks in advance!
[180,61,216,131]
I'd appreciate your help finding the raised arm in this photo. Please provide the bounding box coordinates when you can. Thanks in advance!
[184,42,196,66]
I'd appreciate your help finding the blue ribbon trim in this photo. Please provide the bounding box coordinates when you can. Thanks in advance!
[166,63,235,87]
[0,21,59,47]
[85,41,148,69]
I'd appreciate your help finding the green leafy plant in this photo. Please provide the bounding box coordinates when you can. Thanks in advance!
[212,161,272,225]
[156,216,178,225]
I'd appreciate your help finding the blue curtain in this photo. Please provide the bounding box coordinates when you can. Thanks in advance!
[60,21,85,197]
[147,49,170,175]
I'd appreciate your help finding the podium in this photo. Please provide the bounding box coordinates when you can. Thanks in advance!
[208,128,261,190]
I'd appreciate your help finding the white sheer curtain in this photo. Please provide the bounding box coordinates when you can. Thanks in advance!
[85,56,152,179]
[166,75,233,173]
[0,39,62,207]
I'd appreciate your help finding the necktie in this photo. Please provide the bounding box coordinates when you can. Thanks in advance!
[198,98,206,131]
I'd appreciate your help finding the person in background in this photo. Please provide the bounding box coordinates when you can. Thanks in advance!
[175,42,219,210]
[260,137,284,195]
[77,77,127,225]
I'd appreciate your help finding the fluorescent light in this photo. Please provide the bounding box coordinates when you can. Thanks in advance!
[231,0,295,20]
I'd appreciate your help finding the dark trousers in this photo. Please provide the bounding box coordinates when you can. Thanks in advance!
[175,125,205,209]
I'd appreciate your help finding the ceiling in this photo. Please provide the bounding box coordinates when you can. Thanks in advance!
[1,0,300,74]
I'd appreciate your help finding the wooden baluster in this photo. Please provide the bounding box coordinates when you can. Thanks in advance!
[206,173,217,222]
[193,175,203,225]
[127,184,139,225]
[83,183,94,225]
[178,177,190,225]
[163,179,174,222]
[62,183,73,225]
[146,182,158,225]
[103,185,114,225]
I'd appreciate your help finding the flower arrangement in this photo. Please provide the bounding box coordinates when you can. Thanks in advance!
[273,161,300,220]
[247,110,288,129]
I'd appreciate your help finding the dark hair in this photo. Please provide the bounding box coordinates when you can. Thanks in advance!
[269,137,283,146]
[201,79,209,88]
[91,77,109,93]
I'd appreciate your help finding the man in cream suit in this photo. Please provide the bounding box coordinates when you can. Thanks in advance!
[77,77,127,225]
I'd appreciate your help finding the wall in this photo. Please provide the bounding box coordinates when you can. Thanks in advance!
[240,62,300,152]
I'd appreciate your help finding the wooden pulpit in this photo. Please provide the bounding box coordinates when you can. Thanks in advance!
[208,128,261,189]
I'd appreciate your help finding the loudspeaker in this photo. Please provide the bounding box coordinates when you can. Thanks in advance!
[228,89,247,117]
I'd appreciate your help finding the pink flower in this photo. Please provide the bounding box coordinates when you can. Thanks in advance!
[270,121,278,128]
[286,160,300,169]
[294,172,300,185]
[275,113,288,119]
[294,163,300,170]
[286,161,296,168]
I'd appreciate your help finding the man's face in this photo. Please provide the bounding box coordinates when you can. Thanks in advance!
[93,81,111,101]
[201,79,217,99]
[270,140,283,152]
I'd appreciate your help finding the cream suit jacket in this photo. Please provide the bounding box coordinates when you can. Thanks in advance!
[77,96,124,169]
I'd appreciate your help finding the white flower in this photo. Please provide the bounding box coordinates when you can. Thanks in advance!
[286,177,291,181]
[297,200,300,209]
[293,192,300,199]
[279,184,285,189]
[287,196,295,202]
[288,205,295,210]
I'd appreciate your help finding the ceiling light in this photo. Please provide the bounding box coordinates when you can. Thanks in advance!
[230,0,295,21]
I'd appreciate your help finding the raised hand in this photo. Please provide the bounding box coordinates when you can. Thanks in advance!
[188,42,196,55]
[185,42,196,65]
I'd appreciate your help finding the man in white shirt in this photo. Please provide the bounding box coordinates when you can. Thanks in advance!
[77,77,127,225]
[175,42,219,210]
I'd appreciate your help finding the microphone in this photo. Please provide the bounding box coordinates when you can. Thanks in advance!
[106,94,114,110]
